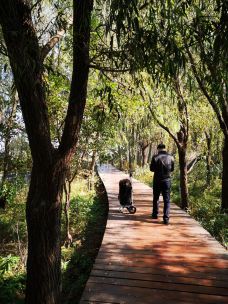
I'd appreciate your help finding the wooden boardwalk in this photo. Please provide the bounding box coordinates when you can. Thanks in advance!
[80,165,228,304]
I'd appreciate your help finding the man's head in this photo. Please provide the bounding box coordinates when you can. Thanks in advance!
[157,143,166,151]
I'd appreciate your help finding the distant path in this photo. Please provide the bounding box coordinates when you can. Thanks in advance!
[80,164,228,304]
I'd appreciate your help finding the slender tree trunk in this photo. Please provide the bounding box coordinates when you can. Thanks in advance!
[205,131,212,186]
[142,146,147,167]
[2,137,11,185]
[1,92,17,186]
[141,142,149,167]
[90,150,97,173]
[90,150,97,189]
[147,143,153,164]
[137,148,141,167]
[63,181,72,247]
[222,136,228,211]
[178,146,189,210]
[118,145,123,170]
[128,142,132,171]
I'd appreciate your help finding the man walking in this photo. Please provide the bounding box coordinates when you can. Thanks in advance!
[150,144,174,224]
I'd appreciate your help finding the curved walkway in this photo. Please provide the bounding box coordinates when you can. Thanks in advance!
[80,165,228,304]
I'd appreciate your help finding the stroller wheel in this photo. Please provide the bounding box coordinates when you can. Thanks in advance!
[119,206,124,213]
[127,206,136,214]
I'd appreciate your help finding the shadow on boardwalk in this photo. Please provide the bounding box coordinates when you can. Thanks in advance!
[80,165,228,304]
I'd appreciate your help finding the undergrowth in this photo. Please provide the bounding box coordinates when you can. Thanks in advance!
[0,176,108,304]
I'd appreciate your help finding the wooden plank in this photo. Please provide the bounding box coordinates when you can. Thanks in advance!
[91,269,228,289]
[91,269,228,288]
[97,244,227,255]
[93,263,228,281]
[79,165,228,304]
[95,254,228,268]
[97,249,228,261]
[81,281,228,304]
[88,276,228,296]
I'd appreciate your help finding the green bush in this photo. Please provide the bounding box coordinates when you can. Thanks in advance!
[0,183,27,246]
[0,255,25,304]
[188,178,227,248]
[134,165,153,186]
[0,274,25,304]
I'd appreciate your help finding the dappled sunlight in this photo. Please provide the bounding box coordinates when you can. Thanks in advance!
[79,165,228,303]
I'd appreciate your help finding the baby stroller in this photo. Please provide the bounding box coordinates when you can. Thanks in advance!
[118,172,136,214]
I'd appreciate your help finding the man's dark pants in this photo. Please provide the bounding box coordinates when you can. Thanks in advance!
[152,179,171,220]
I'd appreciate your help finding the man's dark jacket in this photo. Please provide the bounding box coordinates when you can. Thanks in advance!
[150,151,174,182]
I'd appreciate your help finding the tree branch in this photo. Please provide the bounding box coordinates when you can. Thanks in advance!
[30,0,42,12]
[186,46,228,137]
[0,42,8,56]
[187,156,201,174]
[40,29,65,62]
[173,77,189,142]
[89,63,130,73]
[59,0,93,158]
[148,103,179,147]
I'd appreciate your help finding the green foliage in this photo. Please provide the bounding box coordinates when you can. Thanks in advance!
[0,273,25,304]
[0,255,25,304]
[0,179,27,246]
[187,172,227,248]
[0,178,27,302]
[61,247,75,271]
[46,72,70,142]
[0,255,20,276]
[134,165,152,186]
[0,176,25,204]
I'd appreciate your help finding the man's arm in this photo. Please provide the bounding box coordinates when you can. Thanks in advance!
[150,156,156,172]
[171,156,174,172]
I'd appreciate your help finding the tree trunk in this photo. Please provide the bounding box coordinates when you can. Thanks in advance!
[1,91,17,186]
[141,142,149,167]
[63,180,72,247]
[147,143,153,164]
[26,159,66,304]
[178,146,189,210]
[142,146,147,167]
[222,136,228,211]
[205,131,212,186]
[128,142,132,171]
[0,1,93,303]
[118,145,123,170]
[90,150,97,190]
[137,148,141,167]
[90,150,97,173]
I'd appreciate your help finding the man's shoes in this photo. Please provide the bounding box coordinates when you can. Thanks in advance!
[163,219,169,225]
[151,214,158,219]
